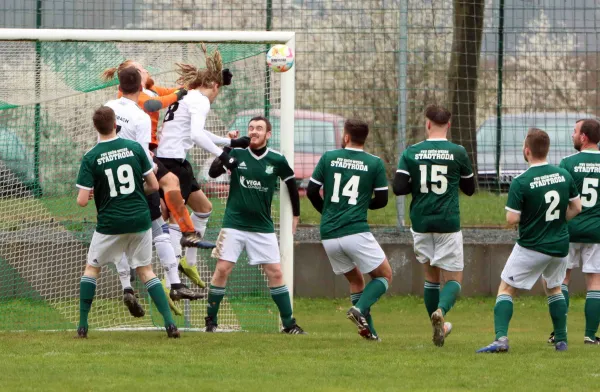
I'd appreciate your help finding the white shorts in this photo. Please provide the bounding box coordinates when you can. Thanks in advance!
[321,232,386,275]
[211,228,280,265]
[87,229,152,269]
[501,243,567,290]
[411,229,464,272]
[567,243,600,273]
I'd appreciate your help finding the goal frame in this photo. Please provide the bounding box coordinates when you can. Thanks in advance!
[0,28,296,306]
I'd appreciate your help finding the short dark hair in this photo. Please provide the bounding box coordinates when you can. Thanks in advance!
[344,119,369,145]
[525,127,550,159]
[248,116,272,133]
[425,104,452,125]
[118,66,141,94]
[93,106,116,135]
[577,118,600,144]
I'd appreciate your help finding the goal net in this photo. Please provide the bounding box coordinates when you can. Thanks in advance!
[0,29,295,332]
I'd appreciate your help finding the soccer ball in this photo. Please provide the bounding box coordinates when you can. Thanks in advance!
[266,45,294,73]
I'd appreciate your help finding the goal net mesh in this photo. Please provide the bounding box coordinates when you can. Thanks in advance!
[0,40,283,332]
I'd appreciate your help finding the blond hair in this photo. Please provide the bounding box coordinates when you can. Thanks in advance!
[176,44,223,89]
[101,59,136,81]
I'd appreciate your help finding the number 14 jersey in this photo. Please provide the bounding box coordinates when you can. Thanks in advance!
[397,139,473,233]
[310,148,388,240]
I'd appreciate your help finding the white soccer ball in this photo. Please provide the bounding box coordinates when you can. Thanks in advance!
[266,45,294,73]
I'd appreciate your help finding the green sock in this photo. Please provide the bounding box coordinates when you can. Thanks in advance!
[351,291,376,336]
[207,284,226,324]
[494,295,513,340]
[585,291,600,340]
[561,283,570,310]
[548,293,568,343]
[355,277,388,314]
[270,285,294,328]
[424,281,440,317]
[146,277,175,327]
[438,280,461,316]
[79,276,96,329]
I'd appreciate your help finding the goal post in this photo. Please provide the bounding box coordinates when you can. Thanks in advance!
[0,29,295,332]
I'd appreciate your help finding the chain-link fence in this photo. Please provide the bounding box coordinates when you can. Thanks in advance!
[1,0,598,228]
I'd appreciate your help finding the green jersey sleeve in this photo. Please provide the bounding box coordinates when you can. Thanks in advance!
[278,155,295,182]
[397,151,409,176]
[310,153,326,185]
[76,155,94,190]
[567,172,580,200]
[374,159,388,190]
[458,147,474,178]
[506,178,523,213]
[134,143,153,175]
[558,158,567,170]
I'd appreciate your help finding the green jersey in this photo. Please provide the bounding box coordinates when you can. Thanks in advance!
[506,163,579,257]
[222,148,295,233]
[76,137,153,235]
[310,147,388,240]
[559,150,600,243]
[397,139,473,233]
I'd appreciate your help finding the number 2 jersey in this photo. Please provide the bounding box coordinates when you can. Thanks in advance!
[310,148,389,240]
[397,139,473,233]
[76,138,153,235]
[559,150,600,243]
[506,163,579,257]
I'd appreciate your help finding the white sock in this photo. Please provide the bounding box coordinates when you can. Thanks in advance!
[185,210,212,268]
[169,223,182,259]
[155,233,181,285]
[116,253,132,290]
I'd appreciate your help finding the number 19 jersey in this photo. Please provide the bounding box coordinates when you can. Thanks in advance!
[559,150,600,243]
[310,147,388,240]
[397,139,473,233]
[506,163,579,257]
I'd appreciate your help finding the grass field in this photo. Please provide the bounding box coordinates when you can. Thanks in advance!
[1,296,598,392]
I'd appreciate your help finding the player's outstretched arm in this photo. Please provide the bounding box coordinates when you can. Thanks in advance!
[369,189,388,210]
[208,147,231,178]
[306,180,324,214]
[392,171,411,196]
[143,89,187,113]
[77,188,91,207]
[459,176,475,196]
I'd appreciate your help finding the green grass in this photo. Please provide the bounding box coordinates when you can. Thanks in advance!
[300,191,509,227]
[0,296,598,391]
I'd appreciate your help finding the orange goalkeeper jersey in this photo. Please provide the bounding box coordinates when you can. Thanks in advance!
[118,85,179,150]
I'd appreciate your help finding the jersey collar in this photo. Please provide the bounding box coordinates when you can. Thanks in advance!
[529,162,548,167]
[345,147,364,152]
[582,149,600,154]
[98,136,118,143]
[249,147,269,160]
[426,138,448,141]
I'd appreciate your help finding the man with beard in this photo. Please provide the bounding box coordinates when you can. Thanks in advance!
[206,116,305,334]
[477,128,581,353]
[546,119,600,345]
[306,119,391,341]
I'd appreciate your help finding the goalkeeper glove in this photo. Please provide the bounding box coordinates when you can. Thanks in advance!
[222,69,233,86]
[175,88,188,101]
[219,151,238,170]
[230,136,251,149]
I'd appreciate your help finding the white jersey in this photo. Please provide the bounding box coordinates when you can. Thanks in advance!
[104,97,154,168]
[157,89,230,160]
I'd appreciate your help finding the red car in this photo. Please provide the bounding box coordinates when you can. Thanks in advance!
[199,109,345,197]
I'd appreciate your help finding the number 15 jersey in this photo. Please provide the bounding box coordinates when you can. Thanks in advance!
[397,139,473,233]
[310,147,388,240]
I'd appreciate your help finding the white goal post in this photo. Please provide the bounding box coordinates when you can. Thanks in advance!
[0,28,296,330]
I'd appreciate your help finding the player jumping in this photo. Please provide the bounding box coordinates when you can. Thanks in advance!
[477,128,581,353]
[307,119,392,341]
[75,105,179,339]
[393,105,475,347]
[206,116,305,334]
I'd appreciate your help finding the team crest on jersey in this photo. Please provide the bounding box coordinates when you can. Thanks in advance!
[265,165,274,174]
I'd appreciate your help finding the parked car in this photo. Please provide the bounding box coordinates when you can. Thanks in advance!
[199,109,345,197]
[476,112,594,187]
